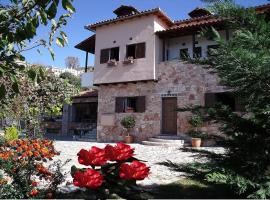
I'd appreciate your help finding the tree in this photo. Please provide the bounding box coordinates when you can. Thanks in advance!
[65,56,80,69]
[0,0,75,102]
[178,1,270,198]
[59,71,81,89]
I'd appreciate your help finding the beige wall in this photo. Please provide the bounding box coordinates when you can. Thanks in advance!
[93,15,168,85]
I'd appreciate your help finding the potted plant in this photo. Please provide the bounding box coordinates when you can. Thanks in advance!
[125,106,135,113]
[188,115,204,147]
[107,59,118,66]
[123,56,134,65]
[120,116,135,143]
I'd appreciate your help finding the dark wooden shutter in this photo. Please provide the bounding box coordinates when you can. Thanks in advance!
[100,49,110,64]
[205,93,216,107]
[115,97,125,113]
[136,96,146,113]
[136,43,146,59]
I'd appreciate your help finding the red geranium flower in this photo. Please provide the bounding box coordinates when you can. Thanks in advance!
[119,161,150,180]
[77,147,107,166]
[105,143,134,161]
[73,169,103,189]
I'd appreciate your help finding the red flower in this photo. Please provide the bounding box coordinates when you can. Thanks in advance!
[73,169,103,189]
[105,143,134,161]
[119,161,150,180]
[31,181,38,187]
[77,147,107,166]
[29,189,39,197]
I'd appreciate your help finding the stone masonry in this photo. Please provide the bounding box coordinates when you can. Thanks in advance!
[97,61,226,142]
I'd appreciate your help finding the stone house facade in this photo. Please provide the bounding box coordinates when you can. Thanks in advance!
[75,4,270,142]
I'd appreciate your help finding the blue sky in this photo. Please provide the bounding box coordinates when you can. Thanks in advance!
[22,0,269,68]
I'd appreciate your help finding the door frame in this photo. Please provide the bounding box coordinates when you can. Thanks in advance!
[161,97,178,135]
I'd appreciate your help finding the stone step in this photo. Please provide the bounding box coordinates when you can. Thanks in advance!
[149,137,185,143]
[76,138,97,142]
[142,140,185,147]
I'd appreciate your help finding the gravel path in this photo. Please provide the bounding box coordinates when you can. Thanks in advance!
[53,141,225,190]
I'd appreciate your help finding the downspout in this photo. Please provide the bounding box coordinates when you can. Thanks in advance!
[85,52,89,73]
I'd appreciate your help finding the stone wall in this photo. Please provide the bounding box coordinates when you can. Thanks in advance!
[97,61,226,142]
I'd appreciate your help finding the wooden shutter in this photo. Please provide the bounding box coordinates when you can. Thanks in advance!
[136,96,146,113]
[115,97,125,113]
[136,43,146,59]
[205,93,216,107]
[100,49,110,64]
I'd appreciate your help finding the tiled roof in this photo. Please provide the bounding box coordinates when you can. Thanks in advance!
[72,90,98,99]
[157,3,270,36]
[85,7,174,31]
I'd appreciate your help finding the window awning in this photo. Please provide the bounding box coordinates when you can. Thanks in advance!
[75,34,95,54]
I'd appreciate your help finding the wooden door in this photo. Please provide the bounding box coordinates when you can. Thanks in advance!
[162,97,177,135]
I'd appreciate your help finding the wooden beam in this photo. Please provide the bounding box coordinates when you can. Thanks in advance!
[85,52,88,72]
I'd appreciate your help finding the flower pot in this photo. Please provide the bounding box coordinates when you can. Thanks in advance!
[191,138,201,147]
[125,107,135,113]
[124,135,134,143]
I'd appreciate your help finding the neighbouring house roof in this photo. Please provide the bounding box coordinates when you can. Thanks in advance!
[74,34,95,54]
[85,7,174,31]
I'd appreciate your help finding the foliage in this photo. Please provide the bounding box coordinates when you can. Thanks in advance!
[0,139,68,199]
[121,116,136,129]
[0,65,78,137]
[189,115,203,129]
[178,1,270,198]
[71,143,150,199]
[65,56,80,69]
[4,126,19,141]
[0,0,75,102]
[60,71,81,89]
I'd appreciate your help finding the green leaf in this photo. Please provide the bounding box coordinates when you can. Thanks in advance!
[39,10,48,25]
[47,1,57,19]
[62,0,75,13]
[0,85,6,99]
[56,37,65,47]
[60,31,68,44]
[48,47,55,60]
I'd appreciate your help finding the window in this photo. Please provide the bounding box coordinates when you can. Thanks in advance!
[207,45,219,56]
[205,92,245,112]
[180,48,189,60]
[115,96,145,113]
[100,47,119,64]
[193,47,202,58]
[126,42,146,59]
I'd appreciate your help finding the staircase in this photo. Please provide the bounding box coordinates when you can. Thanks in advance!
[142,134,191,147]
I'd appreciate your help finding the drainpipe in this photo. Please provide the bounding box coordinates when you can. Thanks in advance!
[192,33,196,58]
[85,52,88,73]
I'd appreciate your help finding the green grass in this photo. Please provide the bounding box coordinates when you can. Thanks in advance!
[151,178,237,199]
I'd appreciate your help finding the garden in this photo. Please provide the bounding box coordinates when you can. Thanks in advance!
[1,0,270,199]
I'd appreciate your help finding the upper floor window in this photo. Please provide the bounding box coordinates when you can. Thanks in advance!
[180,48,189,60]
[100,47,119,64]
[207,45,219,56]
[126,42,146,59]
[193,47,202,58]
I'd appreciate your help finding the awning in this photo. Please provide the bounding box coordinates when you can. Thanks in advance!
[75,34,95,54]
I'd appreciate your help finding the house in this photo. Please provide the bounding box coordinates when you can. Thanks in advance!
[75,4,270,142]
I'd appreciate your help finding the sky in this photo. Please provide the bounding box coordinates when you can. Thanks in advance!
[22,0,269,68]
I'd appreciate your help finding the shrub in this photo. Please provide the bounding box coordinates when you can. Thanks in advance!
[120,116,136,129]
[4,126,18,141]
[0,139,67,199]
[71,143,150,199]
